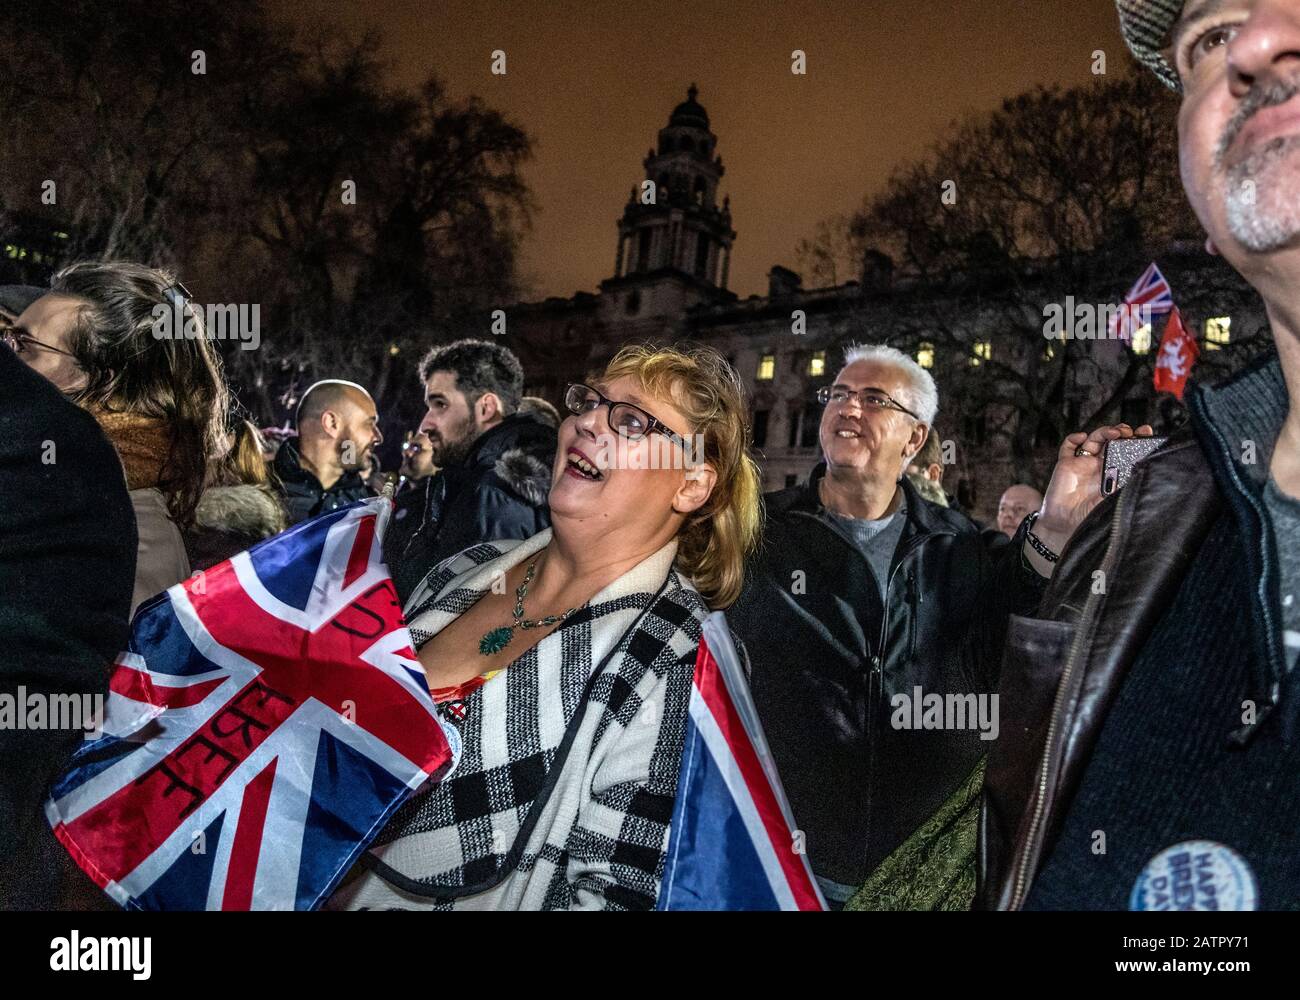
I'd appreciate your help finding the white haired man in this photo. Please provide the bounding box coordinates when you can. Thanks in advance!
[979,0,1300,912]
[729,343,1141,908]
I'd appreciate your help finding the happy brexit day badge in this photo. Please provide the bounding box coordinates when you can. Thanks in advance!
[1130,840,1258,911]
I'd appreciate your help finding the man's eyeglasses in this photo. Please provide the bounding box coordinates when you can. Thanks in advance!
[816,385,920,421]
[564,383,690,450]
[1,327,77,360]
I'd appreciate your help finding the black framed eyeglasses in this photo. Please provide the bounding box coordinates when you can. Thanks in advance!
[816,384,920,420]
[564,383,691,450]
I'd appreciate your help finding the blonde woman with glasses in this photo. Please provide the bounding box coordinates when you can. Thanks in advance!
[329,343,761,911]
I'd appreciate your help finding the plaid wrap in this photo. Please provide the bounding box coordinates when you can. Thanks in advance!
[328,529,709,911]
[1116,0,1185,91]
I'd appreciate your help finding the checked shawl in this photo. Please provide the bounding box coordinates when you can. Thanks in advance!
[329,529,709,910]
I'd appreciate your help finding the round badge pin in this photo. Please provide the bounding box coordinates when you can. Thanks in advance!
[1129,840,1258,911]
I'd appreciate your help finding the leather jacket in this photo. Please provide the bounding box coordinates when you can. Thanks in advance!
[728,467,1047,899]
[978,350,1288,910]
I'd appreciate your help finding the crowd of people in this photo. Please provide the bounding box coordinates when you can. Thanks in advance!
[2,0,1299,911]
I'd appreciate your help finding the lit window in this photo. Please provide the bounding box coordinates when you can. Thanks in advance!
[808,351,826,377]
[1206,316,1231,350]
[757,353,776,381]
[389,344,400,356]
[970,341,992,367]
[917,342,934,370]
[1042,342,1056,362]
[1131,323,1152,355]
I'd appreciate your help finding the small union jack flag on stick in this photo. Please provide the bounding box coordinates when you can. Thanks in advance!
[1109,262,1175,341]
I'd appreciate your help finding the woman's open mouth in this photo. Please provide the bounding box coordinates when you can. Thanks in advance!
[565,448,604,481]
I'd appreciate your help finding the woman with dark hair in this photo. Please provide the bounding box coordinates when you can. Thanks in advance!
[5,261,229,611]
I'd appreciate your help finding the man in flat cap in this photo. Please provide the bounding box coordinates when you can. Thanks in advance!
[980,0,1300,910]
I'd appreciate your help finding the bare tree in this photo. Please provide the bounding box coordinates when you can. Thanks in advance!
[0,0,535,453]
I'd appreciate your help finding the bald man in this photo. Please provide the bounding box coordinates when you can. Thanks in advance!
[273,379,385,524]
[996,483,1044,540]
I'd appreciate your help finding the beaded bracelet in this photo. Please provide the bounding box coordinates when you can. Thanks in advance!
[1024,511,1060,563]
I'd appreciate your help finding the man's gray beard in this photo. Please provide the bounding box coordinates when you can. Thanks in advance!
[1223,134,1300,252]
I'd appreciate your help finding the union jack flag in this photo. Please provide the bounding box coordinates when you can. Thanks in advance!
[45,498,457,910]
[1109,262,1175,340]
[658,613,825,911]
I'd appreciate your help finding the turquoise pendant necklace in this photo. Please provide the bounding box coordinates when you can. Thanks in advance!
[479,557,578,656]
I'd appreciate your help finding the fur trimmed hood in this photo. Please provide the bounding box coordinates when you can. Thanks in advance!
[186,483,289,572]
[494,447,551,507]
[465,412,557,506]
[194,484,287,539]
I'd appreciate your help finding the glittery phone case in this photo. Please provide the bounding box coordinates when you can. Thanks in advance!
[1101,435,1168,497]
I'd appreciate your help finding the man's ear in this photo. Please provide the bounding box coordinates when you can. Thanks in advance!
[905,422,929,463]
[1205,236,1220,257]
[675,463,717,516]
[320,409,342,439]
[477,392,501,424]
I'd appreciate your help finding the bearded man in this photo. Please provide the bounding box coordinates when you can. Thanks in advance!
[386,339,556,602]
[980,0,1300,911]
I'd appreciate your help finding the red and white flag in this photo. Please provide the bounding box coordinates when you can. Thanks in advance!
[1153,307,1199,401]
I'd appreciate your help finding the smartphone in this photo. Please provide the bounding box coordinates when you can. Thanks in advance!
[1101,436,1168,496]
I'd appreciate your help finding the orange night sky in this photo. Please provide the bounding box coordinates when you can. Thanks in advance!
[272,1,1131,301]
